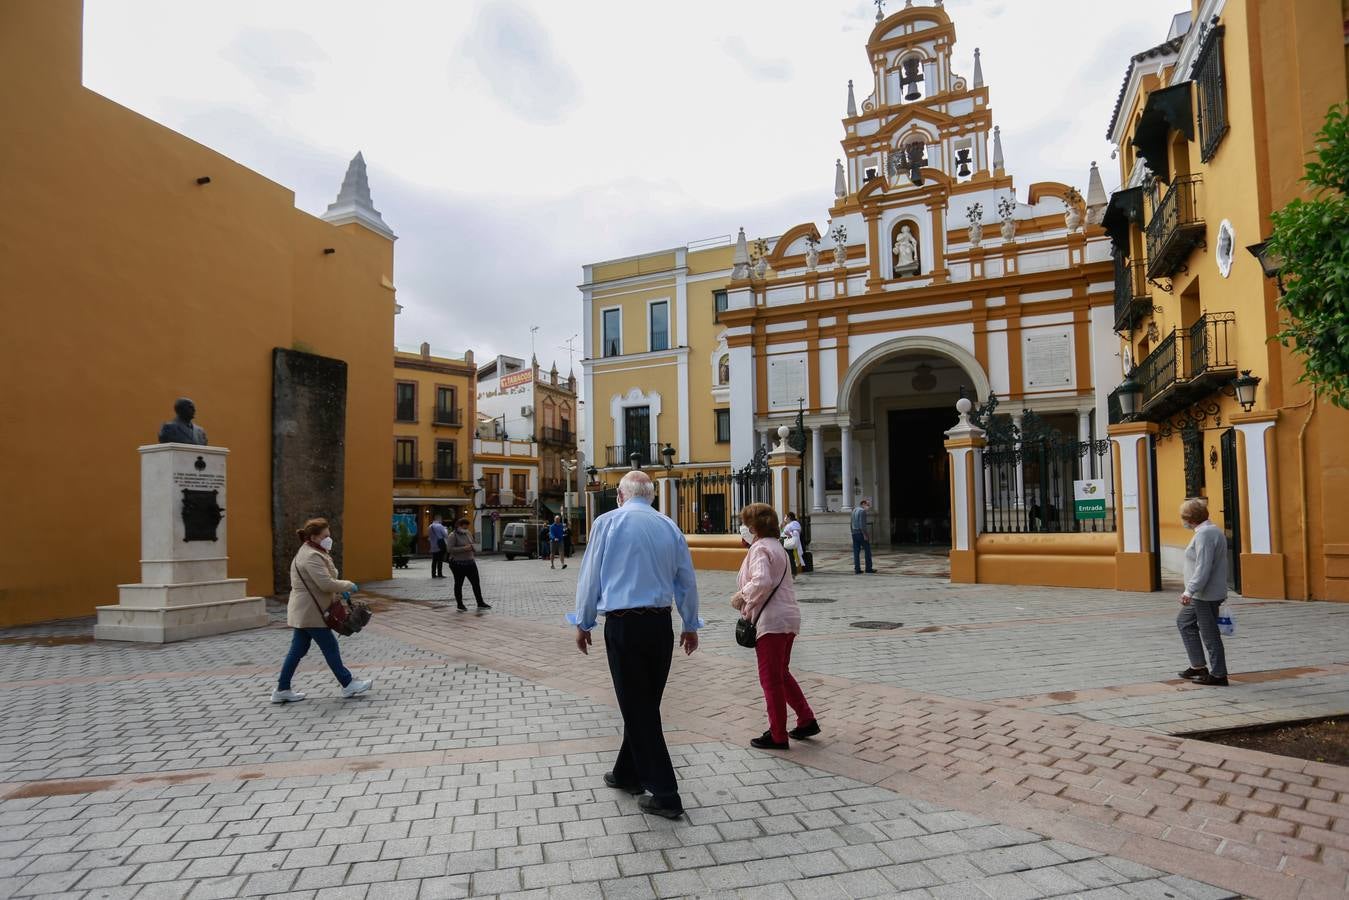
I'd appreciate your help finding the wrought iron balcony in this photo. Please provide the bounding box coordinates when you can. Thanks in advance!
[1146,175,1205,280]
[1113,257,1151,333]
[540,427,575,446]
[1133,312,1237,422]
[433,461,461,481]
[605,444,661,467]
[540,478,567,494]
[394,460,421,480]
[432,407,462,426]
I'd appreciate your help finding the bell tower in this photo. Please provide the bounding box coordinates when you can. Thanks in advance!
[840,0,994,194]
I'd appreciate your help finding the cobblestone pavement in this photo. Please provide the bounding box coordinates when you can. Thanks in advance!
[1,554,1346,898]
[376,554,1349,737]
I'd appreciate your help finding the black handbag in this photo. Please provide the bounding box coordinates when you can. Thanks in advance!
[735,563,789,649]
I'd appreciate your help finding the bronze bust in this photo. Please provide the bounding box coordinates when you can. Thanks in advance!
[158,398,208,445]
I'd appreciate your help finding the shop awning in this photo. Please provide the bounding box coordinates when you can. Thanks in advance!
[1131,81,1193,183]
[539,499,561,518]
[1102,186,1145,257]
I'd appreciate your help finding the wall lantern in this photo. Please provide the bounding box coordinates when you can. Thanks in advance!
[1246,241,1285,295]
[1232,370,1261,412]
[1116,374,1143,419]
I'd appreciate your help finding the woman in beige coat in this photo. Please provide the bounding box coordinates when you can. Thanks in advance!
[272,518,373,703]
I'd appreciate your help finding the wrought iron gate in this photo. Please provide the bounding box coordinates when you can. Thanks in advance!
[976,401,1115,534]
[673,446,771,534]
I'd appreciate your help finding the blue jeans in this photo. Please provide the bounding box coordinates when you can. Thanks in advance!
[852,530,873,572]
[278,627,351,690]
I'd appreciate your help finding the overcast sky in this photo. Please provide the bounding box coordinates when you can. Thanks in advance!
[83,0,1187,369]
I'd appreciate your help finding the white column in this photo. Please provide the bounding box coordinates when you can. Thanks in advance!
[1235,420,1276,554]
[810,426,826,512]
[1078,410,1093,478]
[841,424,855,511]
[728,343,756,468]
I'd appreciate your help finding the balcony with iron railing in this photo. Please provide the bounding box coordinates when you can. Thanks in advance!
[433,461,461,481]
[394,459,421,481]
[1146,175,1205,280]
[605,443,662,467]
[540,427,575,446]
[1113,257,1151,333]
[540,478,567,494]
[432,406,462,427]
[1131,311,1237,422]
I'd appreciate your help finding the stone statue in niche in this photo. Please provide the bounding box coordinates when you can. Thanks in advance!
[718,355,730,385]
[158,398,208,445]
[893,225,919,275]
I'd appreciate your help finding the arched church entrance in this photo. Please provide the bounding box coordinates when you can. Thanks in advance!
[837,338,985,548]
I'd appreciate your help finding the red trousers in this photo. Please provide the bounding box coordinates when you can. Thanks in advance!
[754,632,815,742]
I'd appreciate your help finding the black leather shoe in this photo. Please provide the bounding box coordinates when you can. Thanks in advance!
[602,772,643,794]
[637,795,684,819]
[750,731,789,750]
[1194,673,1230,686]
[1179,667,1208,679]
[789,720,821,740]
[476,601,492,609]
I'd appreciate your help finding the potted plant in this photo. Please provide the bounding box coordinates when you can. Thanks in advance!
[997,195,1017,241]
[966,202,984,248]
[392,521,414,569]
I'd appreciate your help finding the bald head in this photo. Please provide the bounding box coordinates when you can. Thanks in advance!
[618,470,655,504]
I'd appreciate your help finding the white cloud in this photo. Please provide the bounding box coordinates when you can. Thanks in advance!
[80,0,1187,368]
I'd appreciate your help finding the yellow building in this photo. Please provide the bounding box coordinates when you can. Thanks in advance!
[1104,0,1349,600]
[582,2,1118,557]
[0,0,398,625]
[393,345,477,553]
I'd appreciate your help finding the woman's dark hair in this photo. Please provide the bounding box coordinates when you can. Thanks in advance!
[455,518,470,529]
[740,502,781,539]
[296,518,328,543]
[784,511,797,521]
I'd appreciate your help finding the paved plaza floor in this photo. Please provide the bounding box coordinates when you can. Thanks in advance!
[2,552,1347,898]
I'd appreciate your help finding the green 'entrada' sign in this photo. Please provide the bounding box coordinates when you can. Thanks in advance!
[1073,479,1106,520]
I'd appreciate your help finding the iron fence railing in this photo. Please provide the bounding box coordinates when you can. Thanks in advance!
[982,427,1115,534]
[432,407,462,426]
[606,443,662,467]
[394,460,421,480]
[1146,175,1204,279]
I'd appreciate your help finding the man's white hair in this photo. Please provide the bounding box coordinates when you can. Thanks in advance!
[618,470,656,501]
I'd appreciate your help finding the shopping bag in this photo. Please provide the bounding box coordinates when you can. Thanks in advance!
[1217,604,1236,636]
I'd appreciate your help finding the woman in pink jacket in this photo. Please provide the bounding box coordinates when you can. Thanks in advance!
[734,503,819,750]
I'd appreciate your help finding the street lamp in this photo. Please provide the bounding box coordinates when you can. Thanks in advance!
[1116,373,1143,420]
[561,458,577,530]
[1247,241,1285,295]
[1231,370,1261,412]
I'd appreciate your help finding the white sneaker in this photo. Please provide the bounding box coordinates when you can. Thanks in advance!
[341,678,373,698]
[270,689,306,704]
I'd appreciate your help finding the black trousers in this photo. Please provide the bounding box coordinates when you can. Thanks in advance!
[449,560,483,604]
[431,550,446,577]
[604,612,680,805]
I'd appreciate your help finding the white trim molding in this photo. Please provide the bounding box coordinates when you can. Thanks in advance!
[610,387,662,458]
[1235,420,1276,554]
[837,335,992,421]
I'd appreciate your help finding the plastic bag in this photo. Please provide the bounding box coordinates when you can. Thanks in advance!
[1217,604,1236,636]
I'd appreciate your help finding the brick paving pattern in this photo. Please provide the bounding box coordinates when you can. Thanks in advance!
[1,552,1346,897]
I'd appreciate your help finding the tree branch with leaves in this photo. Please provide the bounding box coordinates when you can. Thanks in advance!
[1268,104,1349,408]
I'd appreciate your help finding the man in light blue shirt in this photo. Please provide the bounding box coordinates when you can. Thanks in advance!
[569,470,701,819]
[851,498,876,574]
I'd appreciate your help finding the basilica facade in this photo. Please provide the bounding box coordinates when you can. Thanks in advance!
[582,1,1118,550]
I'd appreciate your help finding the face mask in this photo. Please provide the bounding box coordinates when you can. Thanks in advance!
[739,524,754,544]
[319,536,334,551]
[1183,522,1195,531]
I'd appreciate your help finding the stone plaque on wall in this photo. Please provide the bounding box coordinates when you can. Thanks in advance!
[1023,331,1073,389]
[768,355,807,410]
[271,348,348,594]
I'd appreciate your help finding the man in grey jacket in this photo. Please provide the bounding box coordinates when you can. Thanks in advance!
[851,499,876,575]
[1176,498,1230,686]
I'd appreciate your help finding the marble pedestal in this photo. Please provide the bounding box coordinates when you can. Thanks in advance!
[808,511,856,553]
[95,444,269,643]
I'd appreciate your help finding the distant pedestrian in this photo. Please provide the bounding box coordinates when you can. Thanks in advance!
[446,518,491,612]
[428,515,449,579]
[563,521,573,558]
[548,515,567,570]
[733,503,818,750]
[851,498,876,574]
[569,470,701,820]
[1176,499,1230,686]
[272,518,372,703]
[782,511,803,576]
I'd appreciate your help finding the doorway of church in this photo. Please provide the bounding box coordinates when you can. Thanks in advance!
[887,407,952,546]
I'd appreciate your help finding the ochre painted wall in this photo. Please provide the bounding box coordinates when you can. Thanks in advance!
[0,0,396,625]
